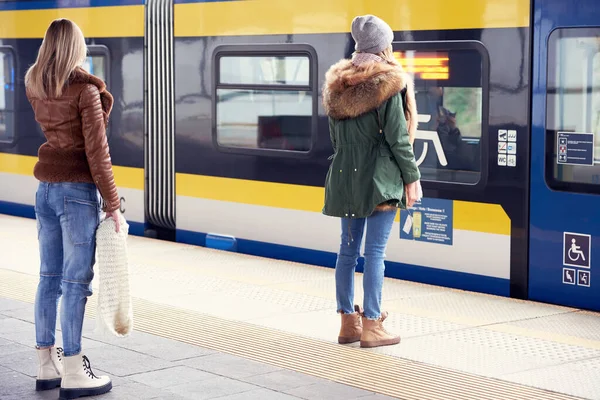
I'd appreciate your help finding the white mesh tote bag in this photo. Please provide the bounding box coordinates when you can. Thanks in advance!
[94,213,133,337]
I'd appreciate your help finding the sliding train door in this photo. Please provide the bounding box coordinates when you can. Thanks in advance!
[529,0,600,310]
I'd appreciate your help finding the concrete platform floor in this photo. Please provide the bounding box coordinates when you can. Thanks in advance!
[1,214,600,399]
[0,297,390,400]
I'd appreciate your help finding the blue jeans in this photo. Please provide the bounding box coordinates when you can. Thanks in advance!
[335,209,396,319]
[34,182,100,357]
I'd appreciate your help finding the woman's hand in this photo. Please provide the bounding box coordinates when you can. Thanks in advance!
[405,180,421,208]
[105,209,121,233]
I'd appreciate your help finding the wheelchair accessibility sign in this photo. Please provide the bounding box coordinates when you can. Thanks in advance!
[563,232,591,269]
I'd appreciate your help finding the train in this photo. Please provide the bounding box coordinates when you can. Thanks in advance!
[0,0,598,311]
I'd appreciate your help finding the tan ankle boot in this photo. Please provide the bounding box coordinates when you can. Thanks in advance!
[337,305,363,344]
[360,311,400,348]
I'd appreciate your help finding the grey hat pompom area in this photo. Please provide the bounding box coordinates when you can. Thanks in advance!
[351,14,394,54]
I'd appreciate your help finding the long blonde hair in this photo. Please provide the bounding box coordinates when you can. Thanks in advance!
[25,19,87,99]
[377,46,418,144]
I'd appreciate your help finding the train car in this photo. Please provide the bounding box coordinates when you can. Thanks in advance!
[0,0,598,311]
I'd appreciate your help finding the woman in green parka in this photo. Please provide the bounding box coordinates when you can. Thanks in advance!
[322,14,422,348]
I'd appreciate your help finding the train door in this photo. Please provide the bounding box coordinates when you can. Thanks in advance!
[529,0,600,310]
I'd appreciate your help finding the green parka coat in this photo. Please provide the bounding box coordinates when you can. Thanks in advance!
[322,59,421,219]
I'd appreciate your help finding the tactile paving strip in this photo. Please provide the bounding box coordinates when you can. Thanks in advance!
[438,328,600,364]
[272,275,450,302]
[0,269,584,400]
[383,325,600,378]
[397,290,573,324]
[501,357,600,400]
[507,312,600,342]
[365,311,469,339]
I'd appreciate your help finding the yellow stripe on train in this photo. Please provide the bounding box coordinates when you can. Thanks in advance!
[0,5,144,38]
[0,153,143,190]
[0,153,510,236]
[174,0,530,37]
[0,0,529,39]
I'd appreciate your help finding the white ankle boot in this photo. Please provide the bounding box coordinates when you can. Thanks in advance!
[36,346,64,391]
[59,354,112,399]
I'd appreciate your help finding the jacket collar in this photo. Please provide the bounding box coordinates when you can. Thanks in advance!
[69,67,113,123]
[322,58,409,120]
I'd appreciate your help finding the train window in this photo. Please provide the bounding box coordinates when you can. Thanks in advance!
[219,56,310,86]
[546,28,600,193]
[0,48,15,143]
[82,56,107,82]
[81,45,111,138]
[392,42,489,185]
[213,45,317,156]
[81,45,110,83]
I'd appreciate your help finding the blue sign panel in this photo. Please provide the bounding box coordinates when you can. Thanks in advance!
[557,132,595,166]
[400,198,453,245]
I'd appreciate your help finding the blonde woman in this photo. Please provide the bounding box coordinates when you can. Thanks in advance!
[322,15,421,348]
[26,18,120,399]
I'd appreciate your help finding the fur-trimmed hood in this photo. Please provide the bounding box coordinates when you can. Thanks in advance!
[69,67,113,124]
[322,59,418,142]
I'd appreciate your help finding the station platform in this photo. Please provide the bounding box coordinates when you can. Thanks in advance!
[1,214,599,400]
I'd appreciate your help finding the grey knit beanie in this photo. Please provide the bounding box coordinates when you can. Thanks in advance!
[351,15,394,54]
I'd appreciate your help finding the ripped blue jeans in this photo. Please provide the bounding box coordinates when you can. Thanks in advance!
[334,208,396,319]
[34,182,100,357]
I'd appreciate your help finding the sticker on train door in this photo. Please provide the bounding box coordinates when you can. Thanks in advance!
[557,132,595,166]
[577,270,591,287]
[563,232,591,269]
[400,198,453,245]
[498,154,507,166]
[563,268,576,285]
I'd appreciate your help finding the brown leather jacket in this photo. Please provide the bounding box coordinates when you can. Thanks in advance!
[27,67,120,212]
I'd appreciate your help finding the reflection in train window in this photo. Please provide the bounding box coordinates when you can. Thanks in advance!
[219,56,309,86]
[546,28,600,191]
[215,51,314,154]
[0,49,14,143]
[393,48,485,185]
[216,89,312,150]
[82,55,107,82]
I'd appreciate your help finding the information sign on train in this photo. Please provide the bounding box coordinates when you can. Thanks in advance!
[393,51,449,80]
[400,198,453,246]
[557,132,595,166]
